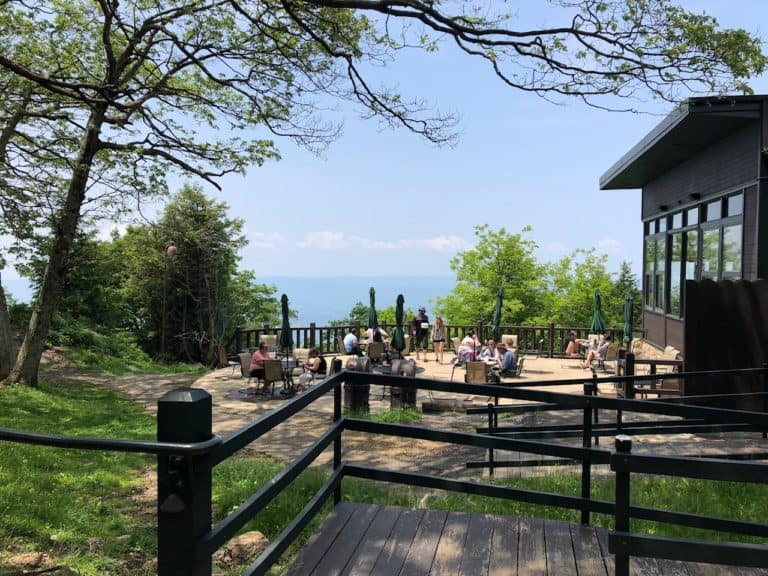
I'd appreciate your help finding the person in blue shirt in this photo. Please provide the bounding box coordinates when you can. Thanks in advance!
[498,343,517,375]
[343,328,363,356]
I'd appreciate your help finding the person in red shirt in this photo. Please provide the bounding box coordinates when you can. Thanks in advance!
[249,342,271,381]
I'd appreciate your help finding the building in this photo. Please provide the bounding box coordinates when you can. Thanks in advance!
[600,95,768,352]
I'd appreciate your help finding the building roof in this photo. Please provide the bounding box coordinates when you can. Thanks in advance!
[600,95,766,190]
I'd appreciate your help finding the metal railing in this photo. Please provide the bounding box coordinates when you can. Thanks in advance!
[1,367,767,575]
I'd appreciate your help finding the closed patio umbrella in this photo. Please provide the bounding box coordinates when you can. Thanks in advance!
[279,293,293,356]
[590,289,606,334]
[391,294,406,357]
[368,287,379,336]
[623,292,634,347]
[491,288,503,342]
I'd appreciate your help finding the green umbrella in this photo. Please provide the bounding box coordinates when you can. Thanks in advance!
[623,292,634,346]
[279,293,293,355]
[589,289,606,334]
[491,288,503,341]
[368,287,379,334]
[391,294,406,354]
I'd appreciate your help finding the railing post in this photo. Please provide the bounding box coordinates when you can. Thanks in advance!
[309,322,316,348]
[157,389,213,576]
[592,372,600,447]
[625,352,636,399]
[613,435,633,576]
[548,323,555,357]
[487,401,496,477]
[581,381,593,525]
[333,378,342,504]
[234,326,243,353]
[763,363,767,439]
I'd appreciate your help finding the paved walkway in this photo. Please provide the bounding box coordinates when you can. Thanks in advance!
[84,355,766,478]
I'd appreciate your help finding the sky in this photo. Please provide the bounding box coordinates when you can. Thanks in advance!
[4,1,768,302]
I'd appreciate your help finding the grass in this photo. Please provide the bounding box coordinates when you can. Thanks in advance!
[63,347,207,376]
[2,374,766,574]
[345,407,423,424]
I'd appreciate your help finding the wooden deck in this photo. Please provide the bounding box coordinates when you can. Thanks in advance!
[287,503,767,575]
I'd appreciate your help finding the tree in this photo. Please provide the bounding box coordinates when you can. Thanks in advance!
[434,225,545,324]
[1,0,764,384]
[536,249,617,327]
[118,185,280,363]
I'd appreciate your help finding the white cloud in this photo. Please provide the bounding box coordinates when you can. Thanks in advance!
[597,237,623,254]
[297,230,349,250]
[249,231,285,249]
[422,235,471,252]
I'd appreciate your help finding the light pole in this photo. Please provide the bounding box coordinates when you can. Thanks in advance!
[160,241,177,357]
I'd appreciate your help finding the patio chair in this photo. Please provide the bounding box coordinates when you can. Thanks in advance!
[465,361,490,384]
[366,341,385,365]
[262,359,286,396]
[336,335,346,355]
[261,334,277,353]
[238,352,252,382]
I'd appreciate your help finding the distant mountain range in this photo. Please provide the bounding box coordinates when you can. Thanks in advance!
[261,276,454,325]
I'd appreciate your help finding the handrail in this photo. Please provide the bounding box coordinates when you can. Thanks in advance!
[0,425,222,455]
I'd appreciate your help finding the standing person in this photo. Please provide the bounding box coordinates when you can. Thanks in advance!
[411,306,430,361]
[432,315,446,364]
[343,328,363,356]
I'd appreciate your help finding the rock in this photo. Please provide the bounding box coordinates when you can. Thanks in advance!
[7,552,47,568]
[213,531,269,567]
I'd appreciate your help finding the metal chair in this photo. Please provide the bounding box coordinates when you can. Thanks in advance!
[263,359,286,396]
[366,341,385,365]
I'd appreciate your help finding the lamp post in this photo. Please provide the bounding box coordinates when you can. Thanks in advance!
[160,241,177,357]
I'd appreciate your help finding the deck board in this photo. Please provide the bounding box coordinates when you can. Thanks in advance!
[287,504,766,576]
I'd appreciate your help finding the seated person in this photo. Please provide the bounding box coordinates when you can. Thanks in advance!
[499,344,517,375]
[298,347,327,389]
[583,334,611,369]
[564,330,585,356]
[249,342,271,387]
[363,326,389,344]
[343,328,363,356]
[458,330,480,362]
[479,339,502,369]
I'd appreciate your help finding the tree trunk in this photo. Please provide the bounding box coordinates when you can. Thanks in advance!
[2,107,106,386]
[0,280,13,381]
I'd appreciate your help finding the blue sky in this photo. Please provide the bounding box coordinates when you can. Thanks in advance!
[4,1,768,302]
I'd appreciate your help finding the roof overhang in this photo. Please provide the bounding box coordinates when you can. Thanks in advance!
[600,96,765,190]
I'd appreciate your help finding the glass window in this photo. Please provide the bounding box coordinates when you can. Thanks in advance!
[701,228,720,279]
[727,193,743,217]
[722,224,742,275]
[658,218,667,233]
[685,230,698,283]
[644,237,655,309]
[655,237,666,312]
[672,213,683,229]
[706,200,722,221]
[669,233,682,316]
[687,207,699,226]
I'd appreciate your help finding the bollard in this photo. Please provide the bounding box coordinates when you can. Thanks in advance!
[157,388,213,576]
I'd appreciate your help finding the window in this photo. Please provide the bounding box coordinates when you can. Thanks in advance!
[644,237,655,309]
[701,228,720,279]
[722,224,742,276]
[727,193,743,216]
[706,200,722,221]
[669,233,682,316]
[655,237,666,312]
[642,188,744,316]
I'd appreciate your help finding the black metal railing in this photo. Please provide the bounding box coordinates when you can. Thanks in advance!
[1,366,767,575]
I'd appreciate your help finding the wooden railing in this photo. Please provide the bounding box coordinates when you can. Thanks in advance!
[231,323,637,357]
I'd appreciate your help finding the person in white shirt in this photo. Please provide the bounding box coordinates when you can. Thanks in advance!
[479,339,502,369]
